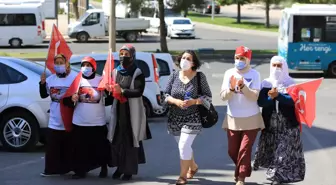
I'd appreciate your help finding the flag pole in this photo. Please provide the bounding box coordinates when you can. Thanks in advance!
[44,24,55,73]
[108,48,112,95]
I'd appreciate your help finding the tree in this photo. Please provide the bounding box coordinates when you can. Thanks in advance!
[72,0,79,19]
[158,0,169,52]
[219,0,251,23]
[122,0,146,17]
[170,0,205,17]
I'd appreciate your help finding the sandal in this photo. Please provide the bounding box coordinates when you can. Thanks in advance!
[175,176,187,185]
[186,168,198,179]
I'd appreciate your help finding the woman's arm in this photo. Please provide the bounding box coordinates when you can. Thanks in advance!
[198,72,212,109]
[121,74,145,98]
[164,71,180,105]
[275,93,294,105]
[39,82,49,99]
[257,88,274,107]
[219,71,234,101]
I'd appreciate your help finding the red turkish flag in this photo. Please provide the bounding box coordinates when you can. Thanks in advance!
[46,24,72,74]
[286,78,323,130]
[97,50,127,103]
[60,72,82,132]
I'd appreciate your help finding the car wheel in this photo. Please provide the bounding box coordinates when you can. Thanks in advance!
[125,32,138,42]
[327,61,336,78]
[76,32,89,42]
[152,104,168,117]
[0,111,39,152]
[9,38,22,48]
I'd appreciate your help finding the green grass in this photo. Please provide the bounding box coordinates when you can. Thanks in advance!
[92,0,102,2]
[0,52,47,59]
[0,50,276,60]
[187,12,278,32]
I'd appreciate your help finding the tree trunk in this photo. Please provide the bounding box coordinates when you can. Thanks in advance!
[237,2,241,24]
[183,5,188,17]
[158,0,169,52]
[72,0,80,20]
[265,0,270,28]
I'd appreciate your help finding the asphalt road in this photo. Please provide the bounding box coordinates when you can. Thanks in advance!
[0,25,278,54]
[0,58,335,185]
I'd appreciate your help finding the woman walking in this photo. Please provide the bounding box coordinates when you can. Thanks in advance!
[39,54,77,177]
[105,44,152,181]
[252,56,305,185]
[164,50,212,185]
[63,56,111,179]
[220,46,265,185]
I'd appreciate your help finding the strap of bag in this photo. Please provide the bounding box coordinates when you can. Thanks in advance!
[197,72,203,96]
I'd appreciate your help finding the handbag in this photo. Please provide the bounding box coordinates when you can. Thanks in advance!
[196,72,218,128]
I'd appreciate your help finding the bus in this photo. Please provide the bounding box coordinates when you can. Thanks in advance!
[278,4,336,77]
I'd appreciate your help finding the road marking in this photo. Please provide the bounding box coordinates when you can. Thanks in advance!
[0,158,43,172]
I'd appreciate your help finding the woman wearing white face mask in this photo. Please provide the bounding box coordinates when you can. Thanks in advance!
[220,46,264,185]
[39,54,77,177]
[252,56,305,185]
[165,50,212,185]
[62,57,112,179]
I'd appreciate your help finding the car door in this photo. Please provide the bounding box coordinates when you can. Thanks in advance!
[82,12,105,37]
[0,63,10,109]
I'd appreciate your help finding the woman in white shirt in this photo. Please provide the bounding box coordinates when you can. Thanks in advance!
[39,54,77,177]
[63,57,112,179]
[220,46,265,185]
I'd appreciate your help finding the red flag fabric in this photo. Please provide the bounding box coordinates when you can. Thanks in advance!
[46,24,72,74]
[60,71,82,132]
[97,50,127,103]
[286,78,323,129]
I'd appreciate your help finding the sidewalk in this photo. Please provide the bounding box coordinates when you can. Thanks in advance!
[220,4,283,20]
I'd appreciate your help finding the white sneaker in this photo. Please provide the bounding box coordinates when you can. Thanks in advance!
[40,172,60,177]
[236,181,245,185]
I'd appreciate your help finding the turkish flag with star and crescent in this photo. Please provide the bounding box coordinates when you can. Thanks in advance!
[286,78,323,130]
[46,24,72,74]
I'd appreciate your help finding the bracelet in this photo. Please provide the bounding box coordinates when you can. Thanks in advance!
[239,84,245,89]
[229,88,235,92]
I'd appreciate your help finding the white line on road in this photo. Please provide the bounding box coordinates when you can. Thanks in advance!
[0,158,43,172]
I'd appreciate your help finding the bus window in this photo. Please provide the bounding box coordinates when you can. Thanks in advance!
[325,16,336,42]
[0,13,36,26]
[294,15,325,43]
[301,28,310,42]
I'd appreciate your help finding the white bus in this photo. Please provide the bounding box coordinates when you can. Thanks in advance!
[0,4,46,47]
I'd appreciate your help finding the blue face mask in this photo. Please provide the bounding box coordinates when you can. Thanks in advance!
[54,64,66,74]
[81,66,93,77]
[234,60,247,70]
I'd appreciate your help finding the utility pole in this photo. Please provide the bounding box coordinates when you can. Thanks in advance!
[109,0,116,51]
[211,0,215,20]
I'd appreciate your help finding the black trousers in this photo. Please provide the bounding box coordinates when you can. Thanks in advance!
[72,124,109,175]
[44,128,72,174]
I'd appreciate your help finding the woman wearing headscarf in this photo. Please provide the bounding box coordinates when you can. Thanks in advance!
[252,56,305,185]
[39,54,77,177]
[62,57,112,179]
[220,46,265,185]
[164,50,212,185]
[105,44,152,181]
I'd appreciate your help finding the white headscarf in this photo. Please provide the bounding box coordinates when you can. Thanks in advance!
[261,55,295,93]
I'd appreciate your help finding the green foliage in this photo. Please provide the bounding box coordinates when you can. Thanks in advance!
[218,0,251,5]
[122,0,147,13]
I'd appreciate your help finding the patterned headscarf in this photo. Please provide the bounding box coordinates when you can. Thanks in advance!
[120,44,136,60]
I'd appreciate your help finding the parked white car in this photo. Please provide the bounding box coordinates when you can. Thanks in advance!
[70,52,166,117]
[166,17,196,39]
[0,57,51,152]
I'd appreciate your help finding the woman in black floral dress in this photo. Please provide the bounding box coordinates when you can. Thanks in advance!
[164,50,212,185]
[253,56,305,185]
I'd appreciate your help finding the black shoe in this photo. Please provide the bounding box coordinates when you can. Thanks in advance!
[121,174,132,181]
[112,169,122,179]
[99,166,108,178]
[72,173,86,179]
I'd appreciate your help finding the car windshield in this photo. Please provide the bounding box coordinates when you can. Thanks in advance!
[7,58,53,77]
[78,11,90,22]
[173,19,191,24]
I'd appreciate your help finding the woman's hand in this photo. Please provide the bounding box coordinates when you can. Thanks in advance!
[113,84,122,94]
[183,99,197,108]
[229,75,236,90]
[268,88,279,99]
[173,99,185,109]
[105,83,113,92]
[71,93,79,102]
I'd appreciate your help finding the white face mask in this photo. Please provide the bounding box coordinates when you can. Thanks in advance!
[271,67,283,81]
[180,59,191,71]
